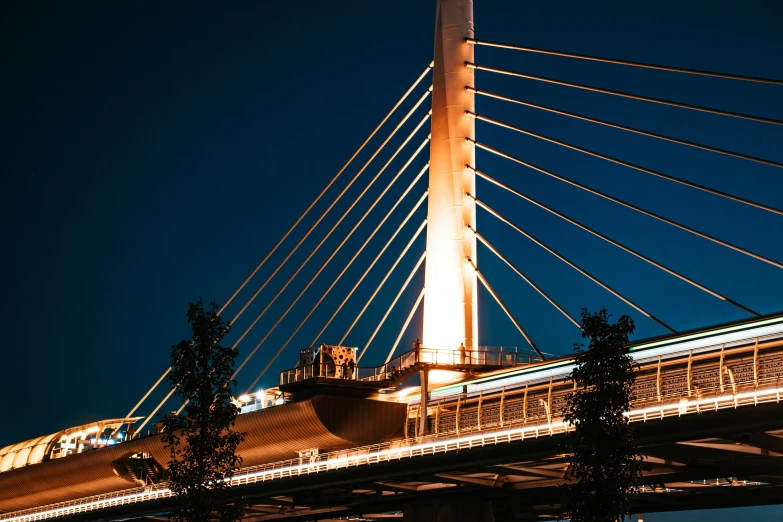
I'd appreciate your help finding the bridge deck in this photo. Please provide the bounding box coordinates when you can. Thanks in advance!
[3,314,783,521]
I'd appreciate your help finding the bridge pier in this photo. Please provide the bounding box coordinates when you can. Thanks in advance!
[403,498,495,522]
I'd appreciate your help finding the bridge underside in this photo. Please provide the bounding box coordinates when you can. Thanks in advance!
[52,401,783,522]
[0,395,405,513]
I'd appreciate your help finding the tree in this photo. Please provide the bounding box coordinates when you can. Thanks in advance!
[160,298,246,522]
[562,308,642,522]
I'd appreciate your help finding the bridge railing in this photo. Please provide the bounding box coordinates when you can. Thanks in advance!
[279,346,538,386]
[396,346,537,367]
[409,372,783,438]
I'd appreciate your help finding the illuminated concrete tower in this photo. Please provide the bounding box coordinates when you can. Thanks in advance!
[423,0,477,353]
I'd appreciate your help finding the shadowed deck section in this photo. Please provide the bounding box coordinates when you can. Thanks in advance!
[235,395,406,467]
[0,396,405,513]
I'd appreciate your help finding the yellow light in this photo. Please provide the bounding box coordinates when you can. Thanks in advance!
[238,395,251,403]
[423,4,478,357]
[391,386,419,399]
[428,369,464,385]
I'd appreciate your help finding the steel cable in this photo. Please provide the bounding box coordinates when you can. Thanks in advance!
[241,145,429,392]
[226,89,432,333]
[341,221,428,348]
[310,187,429,346]
[127,69,432,422]
[467,213,675,333]
[470,111,783,217]
[384,288,426,364]
[227,116,431,385]
[472,140,783,270]
[469,88,783,170]
[466,39,783,86]
[138,107,431,427]
[465,227,581,328]
[225,94,433,356]
[469,166,759,317]
[359,252,427,363]
[466,257,545,359]
[221,63,434,318]
[133,387,176,437]
[467,63,783,127]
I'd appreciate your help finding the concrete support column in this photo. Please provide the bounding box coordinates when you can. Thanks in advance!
[423,0,477,354]
[419,369,429,436]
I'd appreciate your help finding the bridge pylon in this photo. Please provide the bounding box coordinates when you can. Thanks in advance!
[423,0,477,357]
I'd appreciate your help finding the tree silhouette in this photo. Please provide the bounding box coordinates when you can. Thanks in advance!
[563,308,642,522]
[160,298,246,522]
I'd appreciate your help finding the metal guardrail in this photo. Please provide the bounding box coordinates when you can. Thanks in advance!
[280,346,539,386]
[5,376,782,522]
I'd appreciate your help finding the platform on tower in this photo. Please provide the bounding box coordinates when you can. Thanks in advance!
[278,345,539,395]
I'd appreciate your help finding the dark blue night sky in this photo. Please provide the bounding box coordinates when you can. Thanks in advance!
[2,2,782,519]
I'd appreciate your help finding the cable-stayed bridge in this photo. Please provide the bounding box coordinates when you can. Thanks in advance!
[2,1,783,520]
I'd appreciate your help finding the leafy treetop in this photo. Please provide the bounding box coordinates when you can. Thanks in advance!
[563,308,642,522]
[160,298,245,522]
